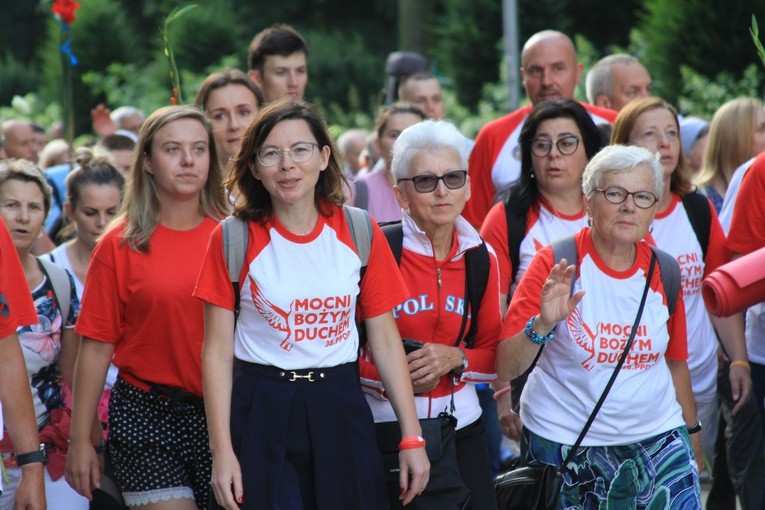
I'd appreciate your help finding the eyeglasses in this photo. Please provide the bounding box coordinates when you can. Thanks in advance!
[530,135,580,157]
[596,186,659,209]
[397,170,468,193]
[255,142,319,166]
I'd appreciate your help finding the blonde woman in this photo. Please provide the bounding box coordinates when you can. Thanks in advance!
[694,97,765,213]
[66,105,229,509]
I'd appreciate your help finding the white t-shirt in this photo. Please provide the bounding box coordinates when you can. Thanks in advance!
[503,230,687,446]
[651,194,726,404]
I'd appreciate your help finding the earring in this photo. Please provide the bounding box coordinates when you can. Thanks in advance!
[649,223,654,233]
[587,217,592,227]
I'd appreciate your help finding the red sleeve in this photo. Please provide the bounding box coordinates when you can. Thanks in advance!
[728,155,765,255]
[358,221,410,318]
[664,290,688,361]
[501,246,554,338]
[0,221,37,337]
[702,201,731,275]
[75,228,125,343]
[193,223,235,310]
[480,202,512,297]
[463,126,499,228]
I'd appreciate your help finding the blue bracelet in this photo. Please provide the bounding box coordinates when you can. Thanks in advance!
[525,316,554,345]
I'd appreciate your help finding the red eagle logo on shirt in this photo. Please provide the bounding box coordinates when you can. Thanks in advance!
[249,276,294,351]
[567,307,597,370]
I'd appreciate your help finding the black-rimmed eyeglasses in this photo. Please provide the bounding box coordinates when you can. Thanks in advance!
[255,142,319,166]
[397,170,467,193]
[530,135,580,157]
[596,186,659,209]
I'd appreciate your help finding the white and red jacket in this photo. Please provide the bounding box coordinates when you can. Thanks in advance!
[359,212,502,430]
[463,102,617,227]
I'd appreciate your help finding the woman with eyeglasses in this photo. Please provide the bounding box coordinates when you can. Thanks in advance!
[610,98,750,478]
[358,120,502,509]
[496,144,702,508]
[195,99,428,510]
[480,98,604,444]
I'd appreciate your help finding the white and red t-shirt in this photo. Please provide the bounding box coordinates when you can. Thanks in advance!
[728,153,765,364]
[76,217,219,398]
[359,213,502,429]
[502,229,687,446]
[481,198,587,296]
[463,103,617,227]
[0,220,38,449]
[651,193,730,403]
[194,204,408,370]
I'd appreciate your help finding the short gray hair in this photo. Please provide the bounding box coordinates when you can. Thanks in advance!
[582,145,663,199]
[110,106,144,127]
[585,54,641,104]
[391,120,470,181]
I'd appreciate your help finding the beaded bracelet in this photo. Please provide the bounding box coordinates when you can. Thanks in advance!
[730,360,751,371]
[525,316,554,345]
[398,436,426,450]
[493,387,512,400]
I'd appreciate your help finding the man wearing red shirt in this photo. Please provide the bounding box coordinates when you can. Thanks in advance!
[463,30,617,227]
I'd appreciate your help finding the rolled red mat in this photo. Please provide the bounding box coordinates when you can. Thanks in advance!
[702,246,765,317]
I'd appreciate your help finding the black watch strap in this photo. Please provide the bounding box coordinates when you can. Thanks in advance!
[16,444,48,466]
[687,420,702,435]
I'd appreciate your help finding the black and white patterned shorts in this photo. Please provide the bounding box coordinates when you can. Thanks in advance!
[109,377,212,509]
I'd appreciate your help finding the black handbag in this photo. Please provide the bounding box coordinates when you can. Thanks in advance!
[376,412,470,510]
[495,252,658,510]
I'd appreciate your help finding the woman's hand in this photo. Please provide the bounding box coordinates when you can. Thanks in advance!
[537,259,585,330]
[65,438,102,500]
[407,344,461,394]
[210,450,243,510]
[398,447,430,506]
[690,432,704,472]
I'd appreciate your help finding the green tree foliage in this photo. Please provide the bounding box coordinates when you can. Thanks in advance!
[0,53,40,106]
[433,0,502,110]
[679,64,764,117]
[39,0,140,135]
[639,0,765,103]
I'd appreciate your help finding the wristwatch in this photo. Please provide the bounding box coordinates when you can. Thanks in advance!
[16,443,48,466]
[457,349,468,374]
[687,420,702,435]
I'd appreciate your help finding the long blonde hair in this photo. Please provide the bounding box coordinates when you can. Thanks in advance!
[695,97,763,190]
[117,105,229,252]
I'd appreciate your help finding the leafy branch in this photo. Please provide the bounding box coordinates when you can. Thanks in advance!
[750,15,765,70]
[160,4,198,105]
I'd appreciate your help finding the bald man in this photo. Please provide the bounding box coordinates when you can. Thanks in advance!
[1,121,37,162]
[586,54,653,112]
[463,30,617,227]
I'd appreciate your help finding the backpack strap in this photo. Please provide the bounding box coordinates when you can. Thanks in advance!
[380,221,404,265]
[504,197,527,292]
[222,216,248,319]
[463,242,490,348]
[37,257,71,337]
[681,191,711,260]
[343,205,373,269]
[650,245,681,316]
[353,180,369,211]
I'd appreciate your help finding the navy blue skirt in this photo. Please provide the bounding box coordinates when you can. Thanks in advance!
[230,361,389,510]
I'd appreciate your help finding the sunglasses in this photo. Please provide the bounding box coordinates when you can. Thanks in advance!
[397,170,467,193]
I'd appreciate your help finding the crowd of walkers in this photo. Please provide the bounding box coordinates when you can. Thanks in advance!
[1,21,764,510]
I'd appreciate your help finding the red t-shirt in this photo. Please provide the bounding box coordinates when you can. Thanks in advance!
[76,217,218,397]
[0,220,37,338]
[728,153,765,255]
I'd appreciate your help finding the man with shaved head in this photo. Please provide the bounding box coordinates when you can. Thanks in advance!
[463,30,618,227]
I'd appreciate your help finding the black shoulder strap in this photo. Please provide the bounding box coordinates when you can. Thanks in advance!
[650,246,681,316]
[463,242,490,348]
[504,197,527,290]
[380,221,404,264]
[681,191,711,260]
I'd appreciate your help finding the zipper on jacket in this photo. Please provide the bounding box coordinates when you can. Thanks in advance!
[436,267,442,289]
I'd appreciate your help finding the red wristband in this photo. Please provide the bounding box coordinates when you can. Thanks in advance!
[398,436,426,450]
